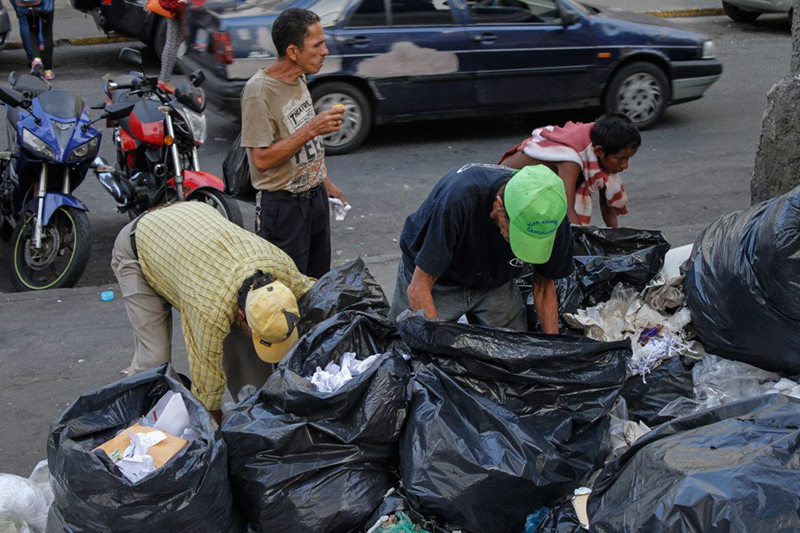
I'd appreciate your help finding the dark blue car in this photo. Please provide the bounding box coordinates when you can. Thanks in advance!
[181,0,722,154]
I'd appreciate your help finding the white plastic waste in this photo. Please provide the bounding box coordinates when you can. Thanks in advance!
[307,352,380,393]
[328,198,352,221]
[0,460,53,533]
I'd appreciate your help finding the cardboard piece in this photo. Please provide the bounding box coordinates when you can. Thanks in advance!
[95,424,187,469]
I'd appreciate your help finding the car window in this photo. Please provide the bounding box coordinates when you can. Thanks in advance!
[312,0,352,26]
[347,0,388,27]
[466,0,560,24]
[390,0,455,26]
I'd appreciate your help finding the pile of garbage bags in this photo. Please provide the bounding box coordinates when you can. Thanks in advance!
[47,365,244,533]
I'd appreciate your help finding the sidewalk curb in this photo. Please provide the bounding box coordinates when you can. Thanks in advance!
[645,7,725,17]
[1,6,725,50]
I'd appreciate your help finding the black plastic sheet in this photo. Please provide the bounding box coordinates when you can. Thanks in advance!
[683,186,800,374]
[588,393,800,532]
[223,312,411,533]
[222,131,256,199]
[397,315,630,533]
[620,356,696,426]
[46,365,245,533]
[297,258,390,336]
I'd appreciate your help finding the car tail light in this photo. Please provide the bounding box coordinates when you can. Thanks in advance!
[210,31,234,65]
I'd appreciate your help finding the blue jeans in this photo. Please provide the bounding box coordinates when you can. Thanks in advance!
[13,4,39,63]
[388,262,527,330]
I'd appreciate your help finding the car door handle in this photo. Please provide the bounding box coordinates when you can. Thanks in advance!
[344,36,371,46]
[472,33,497,43]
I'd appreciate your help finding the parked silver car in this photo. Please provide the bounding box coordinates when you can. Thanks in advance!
[722,0,792,22]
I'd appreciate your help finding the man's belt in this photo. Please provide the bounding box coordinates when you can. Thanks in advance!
[266,185,323,199]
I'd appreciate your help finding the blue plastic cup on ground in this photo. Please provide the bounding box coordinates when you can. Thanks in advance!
[100,290,115,302]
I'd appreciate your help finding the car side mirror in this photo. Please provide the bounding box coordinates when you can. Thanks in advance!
[103,102,135,120]
[0,86,25,108]
[189,69,206,87]
[561,9,579,26]
[118,47,143,68]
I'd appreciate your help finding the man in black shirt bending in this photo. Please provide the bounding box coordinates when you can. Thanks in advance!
[388,163,574,333]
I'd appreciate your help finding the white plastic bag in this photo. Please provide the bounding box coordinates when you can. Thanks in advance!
[0,460,53,533]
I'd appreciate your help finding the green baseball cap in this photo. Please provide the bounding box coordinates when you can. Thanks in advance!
[504,165,568,264]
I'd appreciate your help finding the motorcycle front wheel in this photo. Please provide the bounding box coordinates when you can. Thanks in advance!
[10,207,91,291]
[188,188,244,228]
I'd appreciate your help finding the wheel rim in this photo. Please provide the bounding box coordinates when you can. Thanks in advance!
[313,92,362,150]
[616,72,663,124]
[189,190,231,220]
[13,210,78,290]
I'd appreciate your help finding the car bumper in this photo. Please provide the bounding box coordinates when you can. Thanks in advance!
[178,55,246,117]
[670,59,723,104]
[725,0,792,12]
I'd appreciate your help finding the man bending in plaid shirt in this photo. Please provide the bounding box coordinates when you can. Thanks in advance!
[111,201,316,422]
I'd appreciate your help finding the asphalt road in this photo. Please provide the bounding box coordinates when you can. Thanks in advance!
[0,14,794,476]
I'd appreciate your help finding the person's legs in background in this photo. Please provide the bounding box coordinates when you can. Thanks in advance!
[159,16,182,85]
[13,5,35,63]
[38,11,54,79]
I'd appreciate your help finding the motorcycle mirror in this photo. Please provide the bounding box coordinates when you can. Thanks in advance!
[189,69,206,88]
[103,102,136,120]
[0,86,25,108]
[118,47,144,68]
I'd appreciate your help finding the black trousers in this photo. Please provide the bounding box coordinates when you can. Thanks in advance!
[27,10,54,69]
[257,185,331,279]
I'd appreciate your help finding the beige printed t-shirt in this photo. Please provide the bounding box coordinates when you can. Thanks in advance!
[240,69,326,193]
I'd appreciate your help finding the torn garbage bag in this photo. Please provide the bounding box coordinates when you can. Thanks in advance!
[588,393,800,532]
[620,355,696,426]
[297,258,390,335]
[223,312,411,533]
[396,315,629,533]
[46,364,244,533]
[683,185,800,373]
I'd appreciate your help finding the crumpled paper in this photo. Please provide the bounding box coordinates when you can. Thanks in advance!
[307,352,380,393]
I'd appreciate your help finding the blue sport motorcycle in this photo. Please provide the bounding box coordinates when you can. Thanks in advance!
[0,74,133,291]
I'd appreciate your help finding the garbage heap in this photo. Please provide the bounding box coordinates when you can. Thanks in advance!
[3,186,800,533]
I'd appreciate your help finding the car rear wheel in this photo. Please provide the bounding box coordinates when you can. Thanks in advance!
[604,62,669,130]
[311,82,372,155]
[722,2,761,22]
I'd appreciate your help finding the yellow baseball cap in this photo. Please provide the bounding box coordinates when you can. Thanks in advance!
[245,280,300,363]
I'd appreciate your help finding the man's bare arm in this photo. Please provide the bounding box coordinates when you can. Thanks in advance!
[532,272,559,334]
[556,161,582,225]
[249,108,344,172]
[407,266,439,319]
[599,193,619,228]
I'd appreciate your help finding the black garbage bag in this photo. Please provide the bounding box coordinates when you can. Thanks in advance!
[223,312,412,533]
[588,393,800,532]
[297,258,390,336]
[530,501,583,533]
[46,364,245,533]
[620,356,696,426]
[397,315,630,533]
[222,131,256,199]
[572,226,670,307]
[520,227,670,332]
[683,186,800,374]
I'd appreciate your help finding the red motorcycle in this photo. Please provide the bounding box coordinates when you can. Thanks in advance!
[93,47,242,225]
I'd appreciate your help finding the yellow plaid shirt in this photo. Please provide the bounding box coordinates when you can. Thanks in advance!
[135,202,316,410]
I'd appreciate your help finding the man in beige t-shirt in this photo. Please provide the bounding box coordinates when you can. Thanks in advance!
[240,7,346,279]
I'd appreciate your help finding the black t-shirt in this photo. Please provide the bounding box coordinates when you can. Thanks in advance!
[400,164,574,288]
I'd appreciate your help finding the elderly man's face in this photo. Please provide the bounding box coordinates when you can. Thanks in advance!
[288,22,329,75]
